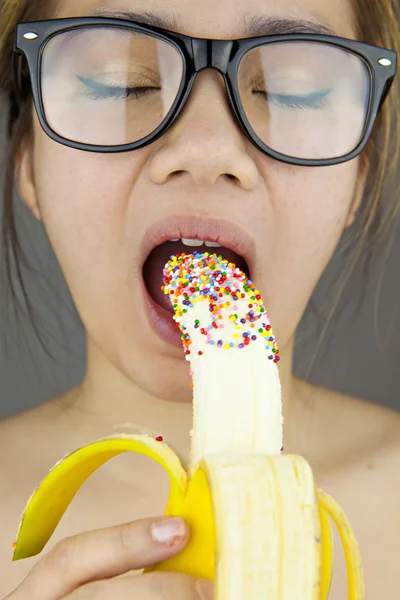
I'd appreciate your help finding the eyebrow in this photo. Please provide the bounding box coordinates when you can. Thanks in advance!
[90,8,179,30]
[244,15,338,37]
[90,8,339,38]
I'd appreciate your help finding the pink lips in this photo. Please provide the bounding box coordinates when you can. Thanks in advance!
[139,215,256,277]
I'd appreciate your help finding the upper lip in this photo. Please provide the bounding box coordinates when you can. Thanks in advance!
[140,215,256,274]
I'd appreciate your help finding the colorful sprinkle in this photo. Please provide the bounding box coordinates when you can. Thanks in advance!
[155,436,164,442]
[162,252,280,363]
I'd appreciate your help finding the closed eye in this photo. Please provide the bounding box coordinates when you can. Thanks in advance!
[76,75,160,100]
[253,88,332,110]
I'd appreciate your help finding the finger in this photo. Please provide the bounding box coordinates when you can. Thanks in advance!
[8,517,188,600]
[64,572,214,600]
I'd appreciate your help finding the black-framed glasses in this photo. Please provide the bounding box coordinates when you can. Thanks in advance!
[14,17,397,167]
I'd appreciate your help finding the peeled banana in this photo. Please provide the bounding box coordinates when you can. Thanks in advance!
[11,252,365,600]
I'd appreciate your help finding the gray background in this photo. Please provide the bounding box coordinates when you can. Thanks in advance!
[0,96,399,421]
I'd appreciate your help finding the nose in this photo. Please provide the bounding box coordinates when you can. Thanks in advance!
[148,69,260,191]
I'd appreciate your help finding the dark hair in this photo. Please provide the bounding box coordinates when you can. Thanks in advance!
[1,0,400,375]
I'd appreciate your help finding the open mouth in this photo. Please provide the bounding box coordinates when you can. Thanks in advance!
[143,239,250,314]
[139,217,255,347]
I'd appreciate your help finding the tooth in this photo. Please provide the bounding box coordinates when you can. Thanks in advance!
[182,238,204,247]
[204,241,222,248]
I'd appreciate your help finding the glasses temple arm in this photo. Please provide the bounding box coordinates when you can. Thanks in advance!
[378,76,395,112]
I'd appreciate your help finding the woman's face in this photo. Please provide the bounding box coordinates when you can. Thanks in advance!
[17,0,366,403]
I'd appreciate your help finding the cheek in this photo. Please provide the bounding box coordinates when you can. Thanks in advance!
[273,163,356,264]
[32,118,141,301]
[253,161,359,336]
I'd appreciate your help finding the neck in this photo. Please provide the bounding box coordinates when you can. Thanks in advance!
[63,334,313,464]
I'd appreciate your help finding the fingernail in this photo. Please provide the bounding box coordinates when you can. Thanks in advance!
[151,517,187,545]
[196,579,214,600]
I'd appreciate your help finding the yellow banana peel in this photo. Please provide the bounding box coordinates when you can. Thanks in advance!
[12,431,365,599]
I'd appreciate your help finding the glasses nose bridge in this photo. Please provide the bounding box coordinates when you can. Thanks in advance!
[191,38,234,76]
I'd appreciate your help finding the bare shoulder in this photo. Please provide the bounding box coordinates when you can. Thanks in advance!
[0,398,59,469]
[297,378,400,600]
[330,391,400,600]
[0,396,166,596]
[0,398,75,596]
[0,398,69,489]
[295,376,400,459]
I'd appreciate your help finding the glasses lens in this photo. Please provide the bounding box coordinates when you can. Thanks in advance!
[238,41,370,160]
[41,26,184,146]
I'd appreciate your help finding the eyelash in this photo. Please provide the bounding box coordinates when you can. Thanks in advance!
[77,75,159,100]
[85,86,157,100]
[77,75,331,110]
[252,89,331,110]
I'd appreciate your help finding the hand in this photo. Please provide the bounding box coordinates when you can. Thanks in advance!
[4,516,214,600]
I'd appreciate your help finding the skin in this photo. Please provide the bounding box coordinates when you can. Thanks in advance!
[15,0,368,445]
[1,0,400,598]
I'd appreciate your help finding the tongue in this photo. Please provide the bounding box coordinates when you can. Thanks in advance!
[143,241,248,313]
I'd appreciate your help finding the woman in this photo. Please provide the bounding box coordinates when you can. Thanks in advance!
[0,0,399,598]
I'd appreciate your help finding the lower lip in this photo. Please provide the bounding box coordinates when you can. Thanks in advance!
[142,278,183,348]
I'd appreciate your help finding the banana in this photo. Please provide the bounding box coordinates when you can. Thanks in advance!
[11,252,365,600]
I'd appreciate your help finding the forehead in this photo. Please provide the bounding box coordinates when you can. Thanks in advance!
[54,0,358,39]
